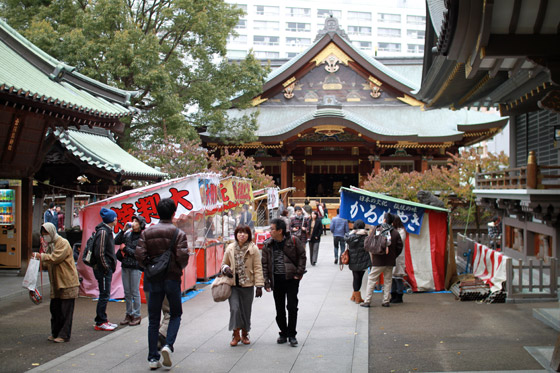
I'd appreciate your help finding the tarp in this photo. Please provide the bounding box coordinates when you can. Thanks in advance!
[473,243,507,292]
[77,173,230,298]
[339,187,449,292]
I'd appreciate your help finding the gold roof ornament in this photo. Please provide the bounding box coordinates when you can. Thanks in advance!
[313,125,345,136]
[311,43,354,67]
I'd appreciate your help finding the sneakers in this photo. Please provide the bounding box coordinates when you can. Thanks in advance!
[94,322,117,331]
[288,337,298,347]
[149,358,162,370]
[161,345,173,368]
[359,302,371,308]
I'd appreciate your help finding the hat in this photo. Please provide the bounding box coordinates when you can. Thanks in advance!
[100,208,117,224]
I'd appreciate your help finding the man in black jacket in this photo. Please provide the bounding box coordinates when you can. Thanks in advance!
[262,218,306,347]
[135,198,189,370]
[93,208,118,331]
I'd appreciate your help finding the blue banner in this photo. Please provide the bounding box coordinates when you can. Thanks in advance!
[340,189,425,235]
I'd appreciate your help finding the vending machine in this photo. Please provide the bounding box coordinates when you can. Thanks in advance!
[0,181,21,268]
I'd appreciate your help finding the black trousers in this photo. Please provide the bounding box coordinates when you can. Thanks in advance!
[352,270,365,292]
[50,298,75,340]
[273,274,300,338]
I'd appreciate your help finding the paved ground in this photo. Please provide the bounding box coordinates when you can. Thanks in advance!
[0,232,558,373]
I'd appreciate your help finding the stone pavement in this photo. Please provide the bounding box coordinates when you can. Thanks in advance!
[28,235,369,372]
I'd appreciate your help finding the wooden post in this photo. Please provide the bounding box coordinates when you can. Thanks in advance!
[20,177,33,273]
[527,150,537,188]
[421,157,428,172]
[65,195,74,230]
[550,334,560,371]
[505,258,513,300]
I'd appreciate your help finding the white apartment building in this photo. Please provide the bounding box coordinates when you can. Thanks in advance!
[226,0,426,60]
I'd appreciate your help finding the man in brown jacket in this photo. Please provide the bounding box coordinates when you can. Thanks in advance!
[135,198,189,370]
[262,218,306,347]
[360,212,403,308]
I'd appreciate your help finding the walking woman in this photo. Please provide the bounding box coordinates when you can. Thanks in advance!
[221,225,264,346]
[345,219,371,304]
[308,211,323,266]
[32,222,80,342]
[115,215,146,325]
[391,216,407,303]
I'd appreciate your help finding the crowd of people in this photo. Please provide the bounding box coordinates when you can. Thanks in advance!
[36,197,409,370]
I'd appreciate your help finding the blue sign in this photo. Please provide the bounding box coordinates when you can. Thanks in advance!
[340,189,425,235]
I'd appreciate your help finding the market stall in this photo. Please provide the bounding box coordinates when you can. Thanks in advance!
[339,187,452,292]
[252,187,295,249]
[77,173,226,298]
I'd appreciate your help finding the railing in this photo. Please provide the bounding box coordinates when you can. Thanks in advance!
[456,233,558,302]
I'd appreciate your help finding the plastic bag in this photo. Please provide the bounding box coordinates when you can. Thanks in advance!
[22,257,40,291]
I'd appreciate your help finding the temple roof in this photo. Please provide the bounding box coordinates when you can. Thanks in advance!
[0,20,136,133]
[54,127,166,181]
[416,0,560,115]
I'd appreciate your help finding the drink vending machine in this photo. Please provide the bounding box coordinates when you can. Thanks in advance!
[0,181,21,268]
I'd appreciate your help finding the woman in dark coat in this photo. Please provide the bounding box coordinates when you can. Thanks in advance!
[308,211,323,266]
[345,219,371,304]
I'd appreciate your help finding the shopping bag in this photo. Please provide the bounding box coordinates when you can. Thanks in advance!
[22,258,40,291]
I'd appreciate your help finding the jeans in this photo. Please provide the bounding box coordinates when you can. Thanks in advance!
[147,279,182,361]
[273,274,300,338]
[333,236,345,260]
[122,268,142,318]
[93,268,113,325]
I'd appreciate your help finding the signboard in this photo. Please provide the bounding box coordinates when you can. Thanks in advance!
[220,178,253,210]
[267,188,279,209]
[340,188,425,234]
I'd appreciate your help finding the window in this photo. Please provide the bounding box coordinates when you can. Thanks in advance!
[235,4,247,13]
[378,13,401,23]
[286,37,311,47]
[348,26,372,36]
[378,42,401,52]
[228,34,247,44]
[254,20,279,32]
[352,41,372,51]
[235,19,247,29]
[254,51,280,59]
[227,50,247,59]
[407,15,425,25]
[286,22,311,32]
[287,52,298,58]
[254,35,279,46]
[317,9,342,18]
[407,29,425,39]
[286,7,310,17]
[255,5,279,16]
[378,28,401,37]
[407,44,423,53]
[348,11,371,21]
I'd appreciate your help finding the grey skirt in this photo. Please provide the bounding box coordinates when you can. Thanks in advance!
[228,286,254,331]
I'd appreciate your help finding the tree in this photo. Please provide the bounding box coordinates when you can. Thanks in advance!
[0,0,269,146]
[361,149,509,230]
[207,149,275,190]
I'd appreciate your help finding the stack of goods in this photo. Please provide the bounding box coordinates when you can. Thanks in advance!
[450,274,490,301]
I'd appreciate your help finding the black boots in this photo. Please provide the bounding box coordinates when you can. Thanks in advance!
[390,293,404,304]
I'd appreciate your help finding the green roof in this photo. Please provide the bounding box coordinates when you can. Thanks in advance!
[55,128,167,180]
[0,19,136,119]
[341,187,449,212]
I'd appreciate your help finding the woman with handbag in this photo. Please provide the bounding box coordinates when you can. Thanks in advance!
[221,225,264,346]
[32,222,80,342]
[308,211,323,266]
[345,220,371,304]
[115,215,145,326]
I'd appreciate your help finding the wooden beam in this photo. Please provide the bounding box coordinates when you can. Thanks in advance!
[489,58,503,78]
[485,35,560,57]
[533,0,548,34]
[508,0,521,34]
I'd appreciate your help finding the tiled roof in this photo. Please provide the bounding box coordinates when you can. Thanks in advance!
[224,105,507,140]
[55,128,167,180]
[0,20,136,120]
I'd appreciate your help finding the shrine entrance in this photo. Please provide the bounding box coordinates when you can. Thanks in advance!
[306,173,358,197]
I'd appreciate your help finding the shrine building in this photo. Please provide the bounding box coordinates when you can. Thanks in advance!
[202,17,508,198]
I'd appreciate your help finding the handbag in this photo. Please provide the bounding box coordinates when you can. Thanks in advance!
[321,217,331,226]
[339,248,350,271]
[211,274,234,302]
[144,228,179,281]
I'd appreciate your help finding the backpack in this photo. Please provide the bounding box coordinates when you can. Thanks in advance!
[364,226,392,256]
[82,231,97,267]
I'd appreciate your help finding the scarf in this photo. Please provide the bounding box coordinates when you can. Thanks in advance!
[234,241,250,285]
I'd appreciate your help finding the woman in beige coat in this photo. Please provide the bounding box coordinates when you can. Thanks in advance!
[221,224,264,346]
[32,222,80,342]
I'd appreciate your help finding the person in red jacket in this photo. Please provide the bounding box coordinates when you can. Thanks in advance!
[135,198,189,370]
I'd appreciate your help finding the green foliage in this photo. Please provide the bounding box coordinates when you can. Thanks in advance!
[207,149,275,190]
[1,0,269,146]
